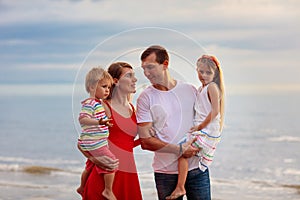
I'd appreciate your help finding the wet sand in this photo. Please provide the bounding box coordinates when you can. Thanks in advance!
[0,168,299,200]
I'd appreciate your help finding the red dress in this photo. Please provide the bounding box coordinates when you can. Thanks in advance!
[82,103,142,200]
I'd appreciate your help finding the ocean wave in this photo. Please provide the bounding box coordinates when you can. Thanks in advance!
[0,156,81,165]
[269,136,300,142]
[0,164,21,172]
[0,155,84,176]
[212,178,300,195]
[0,181,48,189]
[0,163,81,176]
[284,168,300,176]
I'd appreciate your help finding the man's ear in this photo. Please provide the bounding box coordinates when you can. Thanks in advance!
[162,60,169,69]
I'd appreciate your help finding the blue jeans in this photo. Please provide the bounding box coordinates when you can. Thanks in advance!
[154,168,211,200]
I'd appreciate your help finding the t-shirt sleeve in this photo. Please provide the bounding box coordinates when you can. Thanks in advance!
[79,102,94,120]
[136,92,152,123]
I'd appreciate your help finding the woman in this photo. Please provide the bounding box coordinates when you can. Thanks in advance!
[81,62,142,200]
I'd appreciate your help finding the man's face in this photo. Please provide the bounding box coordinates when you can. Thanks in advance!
[141,53,164,85]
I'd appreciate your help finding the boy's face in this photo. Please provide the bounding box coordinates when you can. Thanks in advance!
[94,79,111,100]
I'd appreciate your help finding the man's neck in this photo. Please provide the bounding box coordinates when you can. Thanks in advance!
[153,78,177,91]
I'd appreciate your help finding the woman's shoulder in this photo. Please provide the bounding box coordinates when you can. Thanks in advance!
[102,100,112,117]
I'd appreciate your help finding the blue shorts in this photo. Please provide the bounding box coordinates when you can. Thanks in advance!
[154,168,211,200]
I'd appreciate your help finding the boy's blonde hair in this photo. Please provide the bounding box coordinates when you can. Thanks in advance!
[85,67,113,93]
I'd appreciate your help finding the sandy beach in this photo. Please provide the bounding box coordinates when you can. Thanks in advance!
[0,166,299,200]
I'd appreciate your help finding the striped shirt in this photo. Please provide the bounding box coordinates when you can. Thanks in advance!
[78,98,109,151]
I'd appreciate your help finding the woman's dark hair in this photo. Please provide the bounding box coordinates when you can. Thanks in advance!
[107,62,133,100]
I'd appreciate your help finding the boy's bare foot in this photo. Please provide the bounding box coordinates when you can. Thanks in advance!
[102,189,117,200]
[76,187,84,197]
[165,187,186,199]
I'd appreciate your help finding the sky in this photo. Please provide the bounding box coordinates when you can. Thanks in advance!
[0,0,300,95]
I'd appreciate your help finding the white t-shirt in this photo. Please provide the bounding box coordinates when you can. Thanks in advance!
[136,81,199,174]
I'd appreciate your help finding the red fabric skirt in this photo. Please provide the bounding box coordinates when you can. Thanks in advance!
[82,165,142,200]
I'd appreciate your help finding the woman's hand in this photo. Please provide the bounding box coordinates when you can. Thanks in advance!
[99,118,113,127]
[77,143,119,171]
[90,156,119,171]
[149,126,157,137]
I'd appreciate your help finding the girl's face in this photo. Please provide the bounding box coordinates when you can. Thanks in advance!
[197,63,215,86]
[94,79,111,99]
[116,68,137,94]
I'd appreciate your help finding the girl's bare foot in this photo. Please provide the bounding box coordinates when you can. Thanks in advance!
[102,189,117,200]
[165,187,186,199]
[76,186,84,197]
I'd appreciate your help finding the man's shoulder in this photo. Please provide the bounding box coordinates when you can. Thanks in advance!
[138,85,154,96]
[175,81,197,92]
[137,85,153,104]
[178,80,195,86]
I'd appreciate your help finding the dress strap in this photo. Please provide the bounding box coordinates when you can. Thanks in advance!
[103,100,135,117]
[129,102,135,112]
[103,100,112,111]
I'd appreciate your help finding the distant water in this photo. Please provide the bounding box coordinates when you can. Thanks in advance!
[0,84,299,200]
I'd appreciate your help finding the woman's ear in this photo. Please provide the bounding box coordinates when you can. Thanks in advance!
[113,78,119,86]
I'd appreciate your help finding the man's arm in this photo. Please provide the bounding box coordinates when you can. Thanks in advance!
[138,122,198,157]
[77,144,119,171]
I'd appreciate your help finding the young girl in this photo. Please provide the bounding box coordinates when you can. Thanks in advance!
[166,55,225,199]
[77,67,117,200]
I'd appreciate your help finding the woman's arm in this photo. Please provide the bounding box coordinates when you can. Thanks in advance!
[134,138,141,147]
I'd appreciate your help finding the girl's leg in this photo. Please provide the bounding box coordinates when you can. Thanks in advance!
[102,172,117,200]
[166,157,188,199]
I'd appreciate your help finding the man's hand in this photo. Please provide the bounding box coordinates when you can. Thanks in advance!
[181,138,200,158]
[189,125,199,133]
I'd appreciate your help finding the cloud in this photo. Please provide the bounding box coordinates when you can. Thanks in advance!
[0,0,299,87]
[1,0,298,51]
[1,0,299,25]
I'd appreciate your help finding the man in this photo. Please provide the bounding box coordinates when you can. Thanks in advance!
[136,45,211,200]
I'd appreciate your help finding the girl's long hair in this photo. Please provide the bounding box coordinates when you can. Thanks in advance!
[197,55,225,131]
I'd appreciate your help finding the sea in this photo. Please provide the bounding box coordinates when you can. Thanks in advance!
[0,84,299,200]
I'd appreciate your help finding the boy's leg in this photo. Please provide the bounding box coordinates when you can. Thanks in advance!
[102,172,116,200]
[185,168,211,200]
[166,157,188,199]
[77,169,91,195]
